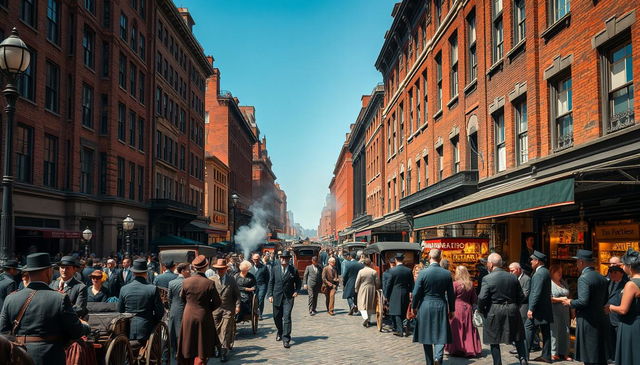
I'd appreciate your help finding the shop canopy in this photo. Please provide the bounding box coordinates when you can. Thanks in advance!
[414,176,575,230]
[183,220,227,235]
[151,235,204,246]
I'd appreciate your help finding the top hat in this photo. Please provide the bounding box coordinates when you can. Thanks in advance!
[280,251,292,259]
[572,249,594,261]
[163,260,175,268]
[57,256,80,267]
[130,258,148,273]
[23,253,54,272]
[530,250,547,262]
[192,255,209,269]
[395,252,405,260]
[212,258,227,269]
[2,259,21,271]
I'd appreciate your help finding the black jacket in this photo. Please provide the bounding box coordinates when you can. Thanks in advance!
[384,264,414,317]
[528,266,553,324]
[118,276,164,340]
[342,260,365,299]
[251,262,270,286]
[478,268,525,344]
[0,273,18,310]
[49,276,88,318]
[267,264,302,306]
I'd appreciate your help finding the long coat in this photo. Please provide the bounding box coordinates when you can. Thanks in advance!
[528,266,553,324]
[167,275,185,354]
[478,267,525,344]
[0,282,84,365]
[50,276,88,318]
[179,272,221,359]
[570,266,610,363]
[0,273,18,310]
[342,260,364,299]
[355,266,380,311]
[384,264,414,317]
[412,263,455,345]
[118,276,164,340]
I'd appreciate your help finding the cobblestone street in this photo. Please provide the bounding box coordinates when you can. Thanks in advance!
[223,290,574,364]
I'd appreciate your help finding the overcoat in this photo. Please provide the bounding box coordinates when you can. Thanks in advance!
[477,267,525,344]
[528,266,553,324]
[267,264,302,306]
[412,263,455,344]
[0,273,18,310]
[49,276,88,318]
[384,264,414,317]
[342,260,364,299]
[0,282,84,365]
[570,266,610,363]
[118,276,164,340]
[355,266,380,312]
[167,275,185,354]
[179,272,221,359]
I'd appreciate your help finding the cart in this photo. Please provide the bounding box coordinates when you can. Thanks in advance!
[227,291,259,349]
[363,242,422,332]
[291,243,322,277]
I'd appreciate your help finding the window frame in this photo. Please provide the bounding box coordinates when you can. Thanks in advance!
[449,33,459,99]
[467,10,477,82]
[81,83,94,128]
[46,0,60,45]
[513,0,526,45]
[494,110,506,172]
[45,60,60,113]
[600,40,634,134]
[549,74,573,151]
[514,99,528,165]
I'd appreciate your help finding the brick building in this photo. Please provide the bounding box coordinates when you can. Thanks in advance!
[204,154,229,243]
[275,183,288,236]
[251,134,283,237]
[318,193,336,242]
[342,0,640,275]
[204,59,258,232]
[333,133,354,239]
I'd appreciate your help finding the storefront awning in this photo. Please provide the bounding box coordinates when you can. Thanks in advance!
[366,211,411,232]
[414,177,575,229]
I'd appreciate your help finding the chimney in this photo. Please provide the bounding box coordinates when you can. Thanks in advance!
[206,55,215,66]
[177,8,195,32]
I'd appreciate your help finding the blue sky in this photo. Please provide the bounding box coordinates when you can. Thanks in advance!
[182,0,395,229]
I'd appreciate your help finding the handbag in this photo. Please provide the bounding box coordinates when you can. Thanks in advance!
[472,309,484,327]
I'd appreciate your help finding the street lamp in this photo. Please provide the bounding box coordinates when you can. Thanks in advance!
[82,227,93,258]
[123,215,135,257]
[0,28,31,266]
[231,193,239,250]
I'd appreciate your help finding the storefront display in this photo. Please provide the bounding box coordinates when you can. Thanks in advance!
[549,223,587,293]
[421,237,489,282]
[595,223,639,275]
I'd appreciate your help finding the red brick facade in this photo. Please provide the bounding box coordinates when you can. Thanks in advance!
[333,138,354,235]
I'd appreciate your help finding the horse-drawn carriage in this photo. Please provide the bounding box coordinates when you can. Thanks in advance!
[363,242,422,332]
[86,302,169,365]
[290,243,322,277]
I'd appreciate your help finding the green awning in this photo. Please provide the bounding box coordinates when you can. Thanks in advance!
[414,177,575,229]
[151,234,204,246]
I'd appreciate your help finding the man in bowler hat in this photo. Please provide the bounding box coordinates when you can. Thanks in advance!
[267,250,301,348]
[50,256,88,318]
[384,252,414,337]
[525,250,553,363]
[0,253,84,365]
[0,259,21,310]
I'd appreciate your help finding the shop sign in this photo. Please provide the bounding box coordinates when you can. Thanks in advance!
[212,214,226,225]
[43,230,82,239]
[596,224,639,240]
[422,237,490,253]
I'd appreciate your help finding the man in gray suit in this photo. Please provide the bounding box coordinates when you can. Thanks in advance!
[509,262,532,355]
[168,263,190,361]
[303,256,323,315]
[525,251,553,363]
[50,256,88,318]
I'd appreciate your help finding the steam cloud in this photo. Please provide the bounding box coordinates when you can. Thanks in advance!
[234,195,272,258]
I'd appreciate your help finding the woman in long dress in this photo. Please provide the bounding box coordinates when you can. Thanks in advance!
[549,264,572,361]
[354,258,380,327]
[609,248,640,365]
[445,265,482,357]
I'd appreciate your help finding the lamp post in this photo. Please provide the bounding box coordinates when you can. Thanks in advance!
[0,28,31,266]
[123,215,134,257]
[231,193,239,251]
[82,227,93,258]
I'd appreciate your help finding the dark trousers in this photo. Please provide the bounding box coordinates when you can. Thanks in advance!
[392,315,404,333]
[525,319,551,360]
[256,283,267,315]
[273,298,294,341]
[491,341,526,365]
[307,287,320,312]
[347,297,356,310]
[423,344,435,365]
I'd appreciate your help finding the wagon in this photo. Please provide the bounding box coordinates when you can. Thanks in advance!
[290,243,322,277]
[87,302,169,365]
[158,245,218,267]
[363,242,422,332]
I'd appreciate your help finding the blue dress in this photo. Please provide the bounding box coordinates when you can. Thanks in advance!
[616,278,640,365]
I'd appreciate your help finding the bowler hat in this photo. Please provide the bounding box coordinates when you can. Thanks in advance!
[1,259,21,271]
[193,255,209,269]
[280,251,292,259]
[530,250,547,262]
[23,253,54,272]
[395,252,405,260]
[163,260,175,268]
[212,258,227,269]
[608,265,624,274]
[57,256,80,267]
[572,249,594,261]
[130,258,148,273]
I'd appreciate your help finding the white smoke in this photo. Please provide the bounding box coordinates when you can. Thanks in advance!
[234,196,272,258]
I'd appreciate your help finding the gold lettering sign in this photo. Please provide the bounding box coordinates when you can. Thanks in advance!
[596,225,639,240]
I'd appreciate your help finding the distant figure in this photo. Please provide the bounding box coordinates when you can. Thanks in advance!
[303,256,323,315]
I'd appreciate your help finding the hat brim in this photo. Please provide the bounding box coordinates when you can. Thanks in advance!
[212,265,227,269]
[22,265,54,272]
[130,268,148,273]
[571,256,594,261]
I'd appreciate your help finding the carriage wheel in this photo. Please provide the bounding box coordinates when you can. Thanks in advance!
[376,290,384,332]
[105,334,134,365]
[251,293,259,334]
[144,322,169,365]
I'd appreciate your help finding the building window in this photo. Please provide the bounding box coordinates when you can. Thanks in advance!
[119,13,128,40]
[20,0,36,27]
[494,111,506,172]
[138,117,145,150]
[424,156,429,186]
[128,162,135,200]
[552,76,573,151]
[101,42,109,77]
[100,94,108,134]
[47,0,60,44]
[513,0,526,45]
[437,147,443,181]
[179,145,185,170]
[99,152,107,194]
[449,34,458,98]
[399,104,404,147]
[119,53,126,89]
[392,114,397,154]
[130,23,137,50]
[138,72,145,104]
[416,160,421,190]
[85,0,95,13]
[422,71,428,123]
[80,148,94,194]
[492,0,504,63]
[467,10,477,81]
[550,0,570,24]
[387,181,391,213]
[415,83,421,128]
[16,124,33,183]
[434,0,442,27]
[400,172,405,198]
[129,62,137,95]
[118,103,126,141]
[435,53,442,111]
[81,83,94,128]
[117,157,125,198]
[129,110,136,146]
[139,34,146,60]
[469,132,479,170]
[43,134,58,188]
[82,26,95,69]
[17,49,35,102]
[102,0,111,28]
[408,90,413,133]
[515,100,528,164]
[452,137,460,173]
[406,168,412,195]
[137,166,144,201]
[45,61,60,113]
[604,42,634,133]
